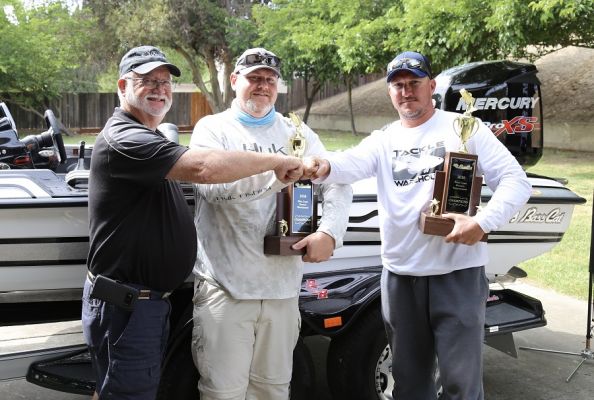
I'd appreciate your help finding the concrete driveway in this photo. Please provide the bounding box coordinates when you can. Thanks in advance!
[307,281,594,400]
[1,280,593,399]
[483,282,593,400]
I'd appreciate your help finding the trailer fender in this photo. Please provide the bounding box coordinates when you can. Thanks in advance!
[299,267,383,336]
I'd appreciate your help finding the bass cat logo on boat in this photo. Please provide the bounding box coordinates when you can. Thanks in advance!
[509,207,566,224]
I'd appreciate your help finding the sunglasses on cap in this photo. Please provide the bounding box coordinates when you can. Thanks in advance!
[387,57,432,77]
[237,53,281,68]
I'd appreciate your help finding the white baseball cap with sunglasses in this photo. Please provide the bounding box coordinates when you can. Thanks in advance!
[234,48,281,77]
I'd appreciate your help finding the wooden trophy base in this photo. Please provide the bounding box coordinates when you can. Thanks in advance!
[264,235,305,256]
[419,212,455,236]
[263,185,317,256]
[419,212,488,242]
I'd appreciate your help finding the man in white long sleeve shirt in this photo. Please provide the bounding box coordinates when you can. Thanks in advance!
[304,51,531,400]
[189,48,352,400]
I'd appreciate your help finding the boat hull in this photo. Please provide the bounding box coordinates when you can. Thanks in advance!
[0,172,586,303]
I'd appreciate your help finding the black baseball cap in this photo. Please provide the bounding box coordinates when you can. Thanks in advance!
[119,45,181,77]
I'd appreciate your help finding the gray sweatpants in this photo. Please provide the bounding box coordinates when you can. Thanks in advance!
[381,266,489,400]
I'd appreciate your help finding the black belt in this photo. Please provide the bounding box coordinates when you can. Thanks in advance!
[87,271,171,300]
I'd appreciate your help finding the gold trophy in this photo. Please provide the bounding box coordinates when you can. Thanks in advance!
[289,113,307,158]
[419,89,486,241]
[455,89,479,152]
[264,113,318,255]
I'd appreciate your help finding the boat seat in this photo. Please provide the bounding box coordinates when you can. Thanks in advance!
[65,169,90,190]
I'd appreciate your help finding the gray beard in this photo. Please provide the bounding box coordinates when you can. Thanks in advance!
[245,99,272,116]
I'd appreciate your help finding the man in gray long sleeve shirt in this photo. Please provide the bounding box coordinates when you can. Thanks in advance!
[189,48,352,400]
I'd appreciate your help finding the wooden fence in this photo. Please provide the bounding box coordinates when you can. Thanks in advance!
[8,74,383,132]
[9,92,210,133]
[284,73,384,112]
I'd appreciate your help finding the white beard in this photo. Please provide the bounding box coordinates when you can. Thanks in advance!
[125,90,171,117]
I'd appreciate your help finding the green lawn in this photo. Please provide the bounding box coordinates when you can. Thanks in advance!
[64,132,592,299]
[522,149,593,300]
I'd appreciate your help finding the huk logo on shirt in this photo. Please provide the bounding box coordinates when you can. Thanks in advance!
[243,142,287,154]
[392,142,446,186]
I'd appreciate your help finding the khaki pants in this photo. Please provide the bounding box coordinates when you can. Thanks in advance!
[191,278,301,400]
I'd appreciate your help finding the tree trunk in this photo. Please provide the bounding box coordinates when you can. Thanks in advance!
[175,47,227,114]
[346,76,357,136]
[302,75,321,124]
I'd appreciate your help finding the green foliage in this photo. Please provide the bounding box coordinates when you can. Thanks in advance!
[383,0,501,73]
[252,0,340,121]
[385,0,594,72]
[253,0,391,125]
[254,0,391,81]
[86,0,260,112]
[253,0,339,82]
[3,0,592,118]
[487,0,594,61]
[0,1,96,114]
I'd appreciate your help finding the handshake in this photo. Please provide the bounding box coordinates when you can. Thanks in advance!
[273,155,331,183]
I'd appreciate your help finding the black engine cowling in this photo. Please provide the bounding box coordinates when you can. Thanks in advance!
[434,61,543,167]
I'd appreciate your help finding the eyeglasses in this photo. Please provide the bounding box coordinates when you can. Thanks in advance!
[237,53,281,68]
[125,77,174,90]
[387,58,432,77]
[244,75,278,86]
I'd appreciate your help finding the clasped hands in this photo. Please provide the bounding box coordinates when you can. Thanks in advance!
[274,156,330,183]
[273,155,486,246]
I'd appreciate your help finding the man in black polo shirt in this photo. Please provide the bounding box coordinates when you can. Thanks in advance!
[83,45,303,400]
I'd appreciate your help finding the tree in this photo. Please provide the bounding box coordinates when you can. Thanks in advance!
[254,0,391,132]
[333,0,394,134]
[0,0,95,116]
[382,0,503,73]
[252,0,343,123]
[383,0,594,74]
[86,0,260,113]
[488,0,594,60]
[85,0,593,122]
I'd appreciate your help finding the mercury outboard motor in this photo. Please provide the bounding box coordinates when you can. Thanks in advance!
[433,61,543,167]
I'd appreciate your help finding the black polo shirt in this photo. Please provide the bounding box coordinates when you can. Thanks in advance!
[87,108,196,291]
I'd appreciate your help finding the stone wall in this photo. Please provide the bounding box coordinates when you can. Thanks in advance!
[545,122,594,152]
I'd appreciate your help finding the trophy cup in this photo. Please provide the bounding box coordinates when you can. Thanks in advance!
[264,113,318,255]
[419,89,487,241]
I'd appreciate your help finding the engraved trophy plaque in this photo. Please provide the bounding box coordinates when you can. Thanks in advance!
[419,89,487,241]
[264,113,318,255]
